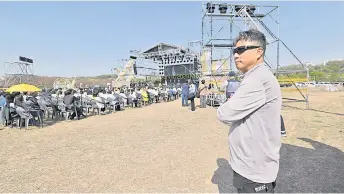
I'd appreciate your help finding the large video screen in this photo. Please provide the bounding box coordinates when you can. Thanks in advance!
[164,63,198,76]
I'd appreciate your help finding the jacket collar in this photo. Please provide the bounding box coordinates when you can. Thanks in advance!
[243,63,264,78]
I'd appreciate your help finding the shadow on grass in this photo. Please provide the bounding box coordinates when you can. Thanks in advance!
[212,138,344,193]
[283,104,344,116]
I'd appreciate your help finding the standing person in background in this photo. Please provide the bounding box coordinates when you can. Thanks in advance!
[273,74,287,137]
[141,87,149,106]
[181,81,189,107]
[198,80,208,108]
[280,115,287,137]
[0,92,5,108]
[217,29,282,193]
[0,92,6,126]
[189,80,196,111]
[226,71,240,101]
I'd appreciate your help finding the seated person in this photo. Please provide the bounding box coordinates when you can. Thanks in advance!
[14,93,33,120]
[140,88,149,105]
[129,91,138,107]
[0,92,6,108]
[0,92,6,125]
[25,92,40,110]
[14,93,30,110]
[63,89,83,119]
[168,87,174,101]
[172,87,177,100]
[92,91,106,114]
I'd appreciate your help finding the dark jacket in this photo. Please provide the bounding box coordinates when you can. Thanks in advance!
[182,83,189,95]
[63,94,76,106]
[226,79,240,98]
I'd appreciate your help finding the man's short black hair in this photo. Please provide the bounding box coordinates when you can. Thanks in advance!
[234,28,267,54]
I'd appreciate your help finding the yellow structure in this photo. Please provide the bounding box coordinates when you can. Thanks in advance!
[53,78,76,90]
[278,78,309,83]
[201,49,230,75]
[211,59,229,74]
[200,50,210,74]
[281,88,308,92]
[6,83,41,92]
[116,59,136,82]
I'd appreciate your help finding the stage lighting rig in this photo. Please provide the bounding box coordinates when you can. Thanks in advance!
[234,5,256,15]
[206,3,215,13]
[133,63,138,75]
[219,4,228,14]
[19,56,33,63]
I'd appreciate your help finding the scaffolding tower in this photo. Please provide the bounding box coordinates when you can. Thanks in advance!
[132,43,199,85]
[3,60,35,87]
[201,2,310,109]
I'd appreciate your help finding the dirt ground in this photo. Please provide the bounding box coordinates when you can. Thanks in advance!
[281,88,344,150]
[0,89,343,192]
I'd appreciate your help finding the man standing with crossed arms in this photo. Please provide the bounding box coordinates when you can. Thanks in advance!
[217,29,282,193]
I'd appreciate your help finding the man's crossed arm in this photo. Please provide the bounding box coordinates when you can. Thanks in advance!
[217,80,266,124]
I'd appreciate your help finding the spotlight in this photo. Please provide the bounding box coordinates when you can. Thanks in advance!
[206,2,215,13]
[133,63,137,75]
[219,4,227,14]
[247,5,256,15]
[234,5,256,15]
[234,5,244,13]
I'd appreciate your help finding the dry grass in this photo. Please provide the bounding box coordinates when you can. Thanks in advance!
[0,89,343,192]
[281,88,344,150]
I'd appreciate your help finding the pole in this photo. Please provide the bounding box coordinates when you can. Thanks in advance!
[276,5,280,78]
[210,2,213,93]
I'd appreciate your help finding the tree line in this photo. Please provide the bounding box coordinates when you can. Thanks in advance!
[277,60,344,82]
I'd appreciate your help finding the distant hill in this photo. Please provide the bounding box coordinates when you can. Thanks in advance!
[1,59,343,88]
[35,74,119,88]
[279,60,344,82]
[0,74,119,88]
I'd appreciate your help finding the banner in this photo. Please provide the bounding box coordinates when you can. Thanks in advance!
[116,59,136,81]
[211,59,229,73]
[221,58,229,72]
[200,50,211,75]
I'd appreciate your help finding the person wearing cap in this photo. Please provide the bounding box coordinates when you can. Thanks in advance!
[181,81,189,107]
[198,79,208,108]
[226,71,240,100]
[0,92,6,126]
[188,80,196,111]
[217,29,282,193]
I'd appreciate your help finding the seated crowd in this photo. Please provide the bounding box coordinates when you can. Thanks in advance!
[0,85,181,129]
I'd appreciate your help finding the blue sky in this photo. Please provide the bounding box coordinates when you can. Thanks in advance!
[0,1,343,77]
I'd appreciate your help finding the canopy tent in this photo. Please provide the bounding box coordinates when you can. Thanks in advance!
[6,83,41,92]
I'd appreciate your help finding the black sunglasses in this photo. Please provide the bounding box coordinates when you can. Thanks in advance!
[232,45,261,55]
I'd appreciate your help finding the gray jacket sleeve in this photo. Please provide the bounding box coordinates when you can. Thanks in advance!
[217,79,266,124]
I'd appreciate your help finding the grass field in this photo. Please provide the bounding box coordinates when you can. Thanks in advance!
[0,88,343,192]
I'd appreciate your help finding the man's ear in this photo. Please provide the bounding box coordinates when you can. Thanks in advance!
[257,48,264,59]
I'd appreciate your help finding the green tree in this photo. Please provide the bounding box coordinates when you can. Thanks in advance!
[309,71,324,81]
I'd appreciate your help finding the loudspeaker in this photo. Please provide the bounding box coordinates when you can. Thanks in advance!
[133,63,137,75]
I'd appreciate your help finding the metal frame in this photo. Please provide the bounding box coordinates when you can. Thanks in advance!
[134,58,160,79]
[112,59,135,82]
[201,2,310,109]
[3,61,35,87]
[53,77,76,90]
[112,57,160,84]
[132,43,200,84]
